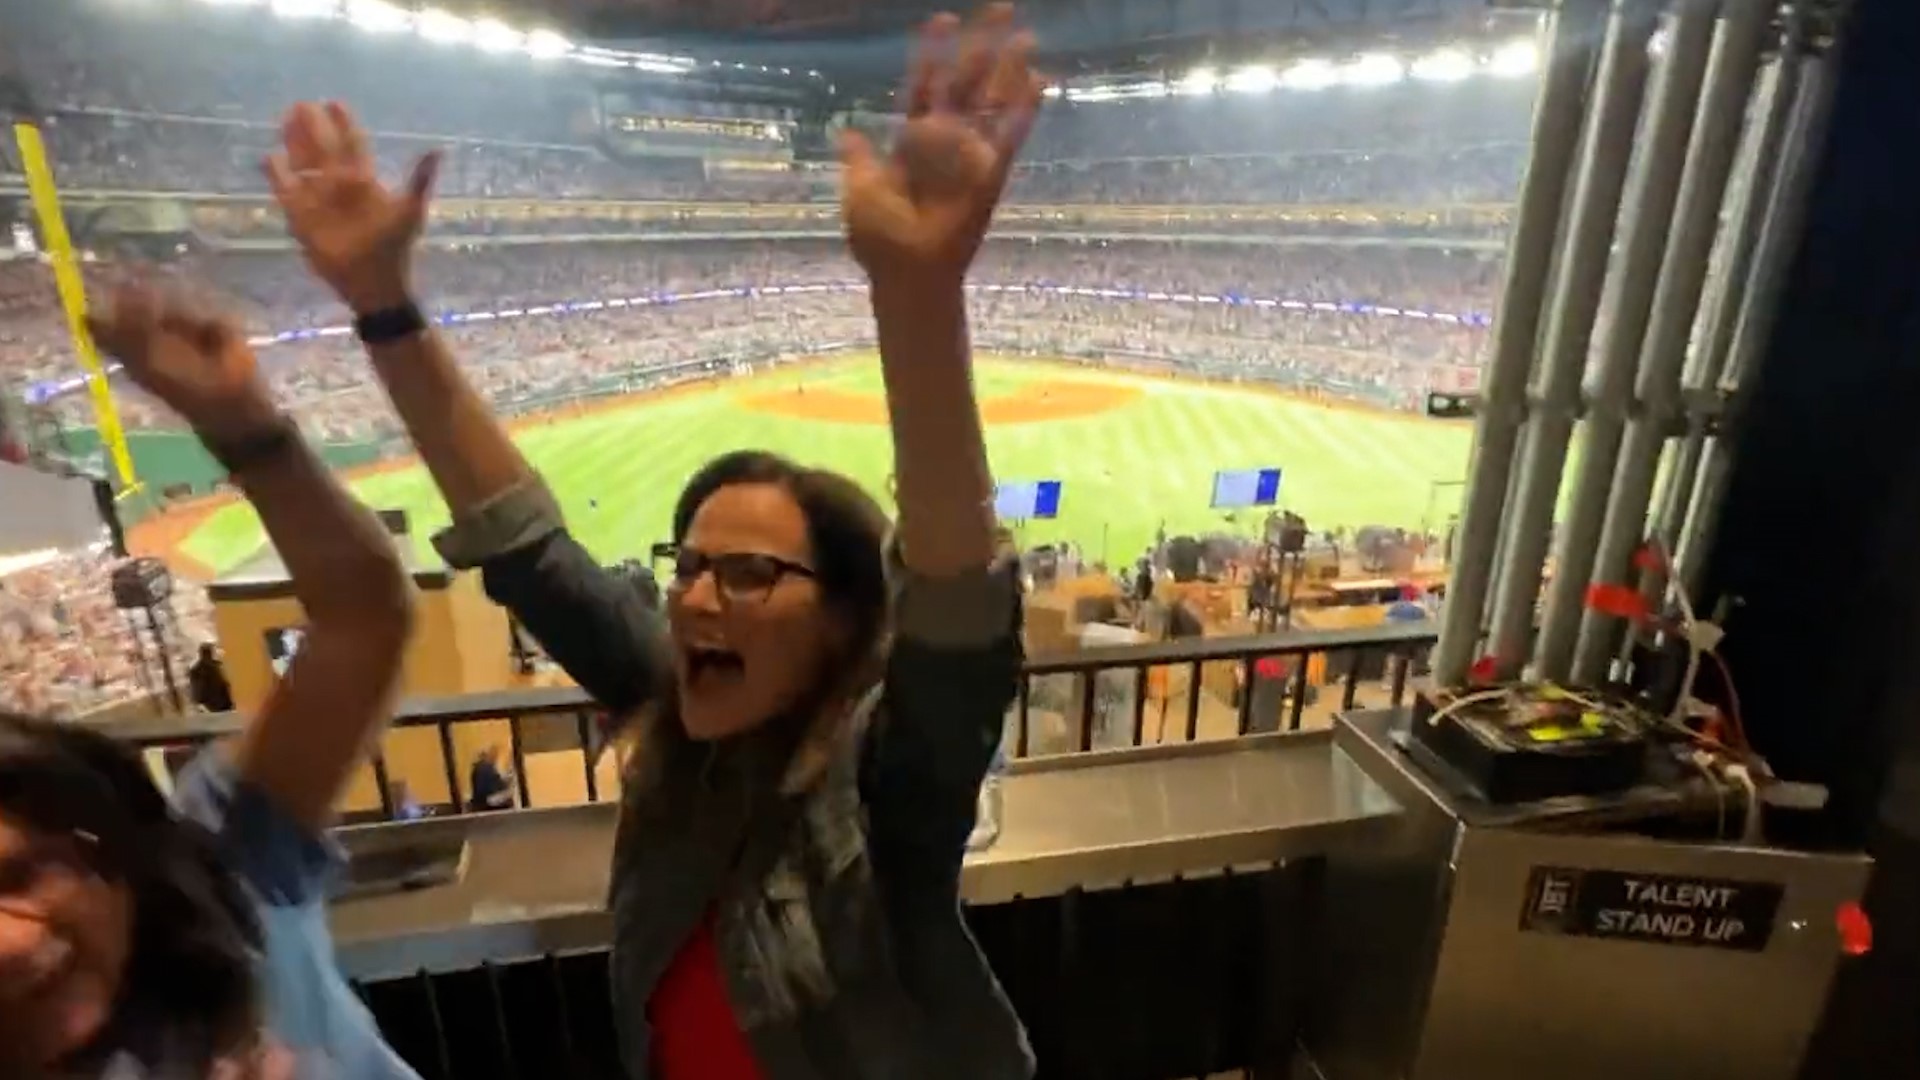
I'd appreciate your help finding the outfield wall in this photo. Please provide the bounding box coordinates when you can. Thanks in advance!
[53,428,385,522]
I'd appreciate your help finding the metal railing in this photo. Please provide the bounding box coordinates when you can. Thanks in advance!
[96,623,1437,1077]
[347,864,1323,1080]
[111,620,1434,822]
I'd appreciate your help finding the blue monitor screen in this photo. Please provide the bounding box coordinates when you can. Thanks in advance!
[994,479,1063,520]
[1210,467,1283,509]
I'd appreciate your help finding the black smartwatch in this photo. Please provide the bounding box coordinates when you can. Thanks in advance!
[204,415,300,476]
[353,301,428,345]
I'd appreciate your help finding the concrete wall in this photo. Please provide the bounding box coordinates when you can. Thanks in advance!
[0,461,103,554]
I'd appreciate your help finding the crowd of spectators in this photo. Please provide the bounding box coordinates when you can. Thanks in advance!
[0,0,1528,718]
[2,240,1497,437]
[0,548,215,720]
[3,1,1535,207]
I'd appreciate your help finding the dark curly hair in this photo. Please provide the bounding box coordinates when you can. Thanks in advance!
[0,711,263,1072]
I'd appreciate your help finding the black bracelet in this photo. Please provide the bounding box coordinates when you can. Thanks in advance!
[203,416,301,476]
[354,301,428,345]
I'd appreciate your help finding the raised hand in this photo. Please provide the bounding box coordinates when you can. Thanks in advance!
[86,284,279,443]
[264,101,440,314]
[839,4,1045,286]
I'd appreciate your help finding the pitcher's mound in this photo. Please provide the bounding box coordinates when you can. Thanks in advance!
[742,379,1141,425]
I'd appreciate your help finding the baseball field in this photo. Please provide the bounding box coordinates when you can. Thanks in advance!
[162,354,1475,577]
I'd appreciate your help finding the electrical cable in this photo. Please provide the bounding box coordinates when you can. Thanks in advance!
[1705,648,1748,752]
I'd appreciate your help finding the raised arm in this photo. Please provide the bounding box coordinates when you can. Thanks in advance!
[841,5,1043,575]
[264,101,662,713]
[840,6,1044,863]
[89,286,413,832]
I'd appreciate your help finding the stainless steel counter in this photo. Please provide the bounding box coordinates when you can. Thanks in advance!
[329,728,1403,978]
[1314,711,1873,1080]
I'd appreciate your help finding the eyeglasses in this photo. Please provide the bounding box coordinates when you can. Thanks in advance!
[667,547,816,603]
[0,832,98,915]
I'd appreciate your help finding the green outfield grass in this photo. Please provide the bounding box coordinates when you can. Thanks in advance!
[176,355,1475,576]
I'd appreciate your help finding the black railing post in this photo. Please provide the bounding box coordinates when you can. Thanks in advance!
[507,714,531,810]
[1390,650,1411,708]
[1131,665,1149,747]
[546,954,581,1075]
[1288,654,1312,731]
[1078,671,1097,753]
[1016,675,1031,758]
[438,721,462,815]
[483,961,518,1078]
[1236,655,1256,736]
[1185,660,1204,743]
[372,753,395,821]
[1341,652,1363,711]
[574,711,599,803]
[419,969,454,1080]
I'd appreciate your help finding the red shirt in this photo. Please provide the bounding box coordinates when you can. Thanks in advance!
[648,912,766,1080]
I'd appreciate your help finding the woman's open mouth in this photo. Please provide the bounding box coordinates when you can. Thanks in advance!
[683,645,746,689]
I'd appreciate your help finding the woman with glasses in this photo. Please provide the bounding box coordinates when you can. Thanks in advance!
[266,7,1044,1076]
[0,287,418,1076]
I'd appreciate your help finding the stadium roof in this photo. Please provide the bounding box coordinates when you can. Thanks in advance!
[476,0,1522,89]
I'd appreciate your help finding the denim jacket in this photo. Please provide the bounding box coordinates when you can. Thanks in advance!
[434,477,1034,1080]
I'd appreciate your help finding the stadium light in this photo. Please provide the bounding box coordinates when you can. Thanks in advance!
[1277,59,1337,91]
[472,17,524,52]
[270,0,336,17]
[1225,64,1280,94]
[1489,39,1539,77]
[345,0,411,33]
[1176,66,1220,96]
[197,0,265,7]
[1411,47,1474,83]
[415,7,472,44]
[1341,52,1406,87]
[525,28,572,58]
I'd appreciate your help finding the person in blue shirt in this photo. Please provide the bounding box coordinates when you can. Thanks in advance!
[0,284,420,1078]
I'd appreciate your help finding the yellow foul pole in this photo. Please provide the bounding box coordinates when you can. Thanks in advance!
[11,120,138,490]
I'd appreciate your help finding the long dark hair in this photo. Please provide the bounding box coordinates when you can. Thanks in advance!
[624,450,893,796]
[0,711,262,1072]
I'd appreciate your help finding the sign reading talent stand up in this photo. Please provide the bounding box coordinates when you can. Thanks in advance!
[1520,867,1784,952]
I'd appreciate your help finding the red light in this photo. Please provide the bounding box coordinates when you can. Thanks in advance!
[1632,543,1667,573]
[1837,901,1873,957]
[1585,582,1649,621]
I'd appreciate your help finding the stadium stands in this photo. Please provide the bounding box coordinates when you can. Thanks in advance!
[0,545,214,719]
[0,0,1527,718]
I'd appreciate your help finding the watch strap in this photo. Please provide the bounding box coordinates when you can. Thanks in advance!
[353,302,428,345]
[203,416,301,476]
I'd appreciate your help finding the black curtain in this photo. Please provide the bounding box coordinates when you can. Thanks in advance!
[1701,0,1920,1071]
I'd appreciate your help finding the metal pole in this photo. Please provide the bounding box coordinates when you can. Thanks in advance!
[1532,1,1721,680]
[1572,0,1773,683]
[1677,47,1837,599]
[1644,10,1806,601]
[146,605,183,713]
[1486,0,1662,679]
[1431,0,1606,685]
